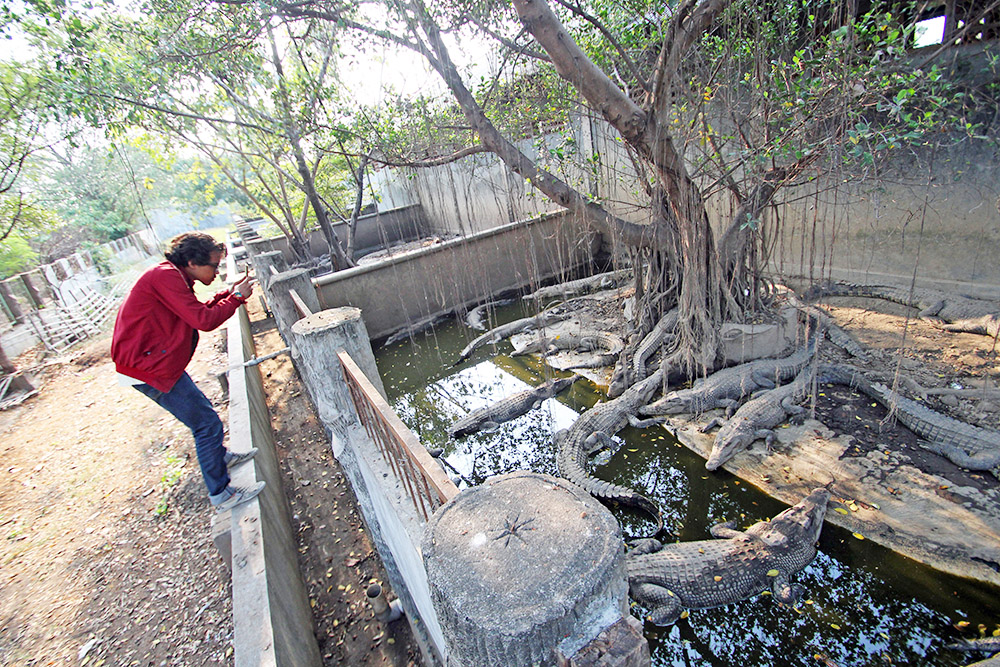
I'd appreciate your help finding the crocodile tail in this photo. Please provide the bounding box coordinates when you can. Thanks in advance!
[557,445,664,536]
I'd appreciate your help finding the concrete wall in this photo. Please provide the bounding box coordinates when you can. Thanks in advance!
[313,210,600,341]
[223,298,322,667]
[366,111,1000,295]
[264,204,427,263]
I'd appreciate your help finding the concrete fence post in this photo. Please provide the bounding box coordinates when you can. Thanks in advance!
[0,280,25,324]
[266,268,320,342]
[19,273,44,309]
[252,250,287,290]
[422,471,648,667]
[245,237,272,259]
[289,307,383,439]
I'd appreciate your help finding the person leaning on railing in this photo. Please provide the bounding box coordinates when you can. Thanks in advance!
[111,232,264,511]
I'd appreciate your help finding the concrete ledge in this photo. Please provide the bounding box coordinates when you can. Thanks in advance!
[221,291,322,666]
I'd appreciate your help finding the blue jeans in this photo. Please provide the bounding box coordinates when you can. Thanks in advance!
[134,372,229,498]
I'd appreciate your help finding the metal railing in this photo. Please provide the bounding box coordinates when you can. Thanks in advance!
[339,350,459,521]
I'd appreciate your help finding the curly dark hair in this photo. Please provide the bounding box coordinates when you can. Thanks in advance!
[164,232,226,267]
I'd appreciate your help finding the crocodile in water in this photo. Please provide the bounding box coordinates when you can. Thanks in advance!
[627,487,830,625]
[641,337,816,418]
[456,310,568,364]
[448,375,580,438]
[555,370,665,534]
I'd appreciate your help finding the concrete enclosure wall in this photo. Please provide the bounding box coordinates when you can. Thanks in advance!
[366,111,1000,292]
[313,210,599,341]
[264,204,427,263]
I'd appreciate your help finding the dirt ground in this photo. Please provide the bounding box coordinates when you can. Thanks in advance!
[0,298,418,666]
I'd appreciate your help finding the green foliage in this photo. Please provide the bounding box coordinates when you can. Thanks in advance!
[0,234,37,278]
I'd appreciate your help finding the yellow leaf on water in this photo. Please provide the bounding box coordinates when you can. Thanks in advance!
[852,532,865,540]
[831,624,841,630]
[628,448,638,452]
[956,621,971,629]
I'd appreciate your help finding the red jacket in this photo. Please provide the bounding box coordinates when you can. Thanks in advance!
[112,261,246,392]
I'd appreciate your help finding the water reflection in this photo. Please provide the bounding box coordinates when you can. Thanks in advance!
[377,313,1000,667]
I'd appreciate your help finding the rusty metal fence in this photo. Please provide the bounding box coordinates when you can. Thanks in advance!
[339,351,459,521]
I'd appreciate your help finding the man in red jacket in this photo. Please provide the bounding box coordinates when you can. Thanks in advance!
[112,232,264,511]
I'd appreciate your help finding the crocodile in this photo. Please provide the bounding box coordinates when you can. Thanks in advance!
[633,309,679,382]
[804,281,999,325]
[702,363,832,471]
[465,298,514,331]
[946,636,1000,663]
[641,337,816,418]
[512,331,625,358]
[555,369,666,535]
[522,269,632,302]
[456,310,568,364]
[859,378,1000,478]
[627,487,830,625]
[942,314,1000,339]
[785,292,869,360]
[448,375,580,438]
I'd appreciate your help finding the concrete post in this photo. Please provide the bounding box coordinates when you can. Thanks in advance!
[245,238,272,258]
[0,280,25,324]
[252,250,287,290]
[289,307,384,438]
[422,471,645,667]
[20,273,44,309]
[266,268,319,342]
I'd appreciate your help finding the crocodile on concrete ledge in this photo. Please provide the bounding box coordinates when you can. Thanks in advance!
[555,369,666,535]
[803,281,999,326]
[522,268,632,302]
[700,363,865,471]
[447,375,580,438]
[627,487,830,625]
[640,337,816,418]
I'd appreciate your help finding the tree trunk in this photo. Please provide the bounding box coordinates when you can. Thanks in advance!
[346,153,369,261]
[0,341,34,395]
[266,21,354,272]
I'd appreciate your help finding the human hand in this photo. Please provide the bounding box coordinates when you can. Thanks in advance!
[234,267,254,299]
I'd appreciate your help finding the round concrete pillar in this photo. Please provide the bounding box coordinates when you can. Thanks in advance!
[267,268,319,342]
[290,307,384,436]
[423,471,628,667]
[252,250,287,290]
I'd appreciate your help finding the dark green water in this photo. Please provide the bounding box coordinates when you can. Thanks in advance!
[375,306,1000,667]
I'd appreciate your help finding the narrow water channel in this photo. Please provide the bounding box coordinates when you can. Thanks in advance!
[376,305,1000,667]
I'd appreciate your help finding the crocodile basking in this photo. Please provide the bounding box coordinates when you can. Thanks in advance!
[627,487,830,625]
[700,363,858,471]
[632,309,679,382]
[804,281,999,325]
[522,269,632,302]
[447,375,580,438]
[859,378,1000,478]
[942,314,1000,339]
[555,370,666,535]
[641,337,816,418]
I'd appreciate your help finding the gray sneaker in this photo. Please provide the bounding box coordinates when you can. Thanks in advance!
[215,481,265,512]
[225,447,259,469]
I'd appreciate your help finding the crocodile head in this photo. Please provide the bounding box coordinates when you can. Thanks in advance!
[705,421,755,471]
[749,488,830,556]
[547,375,581,395]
